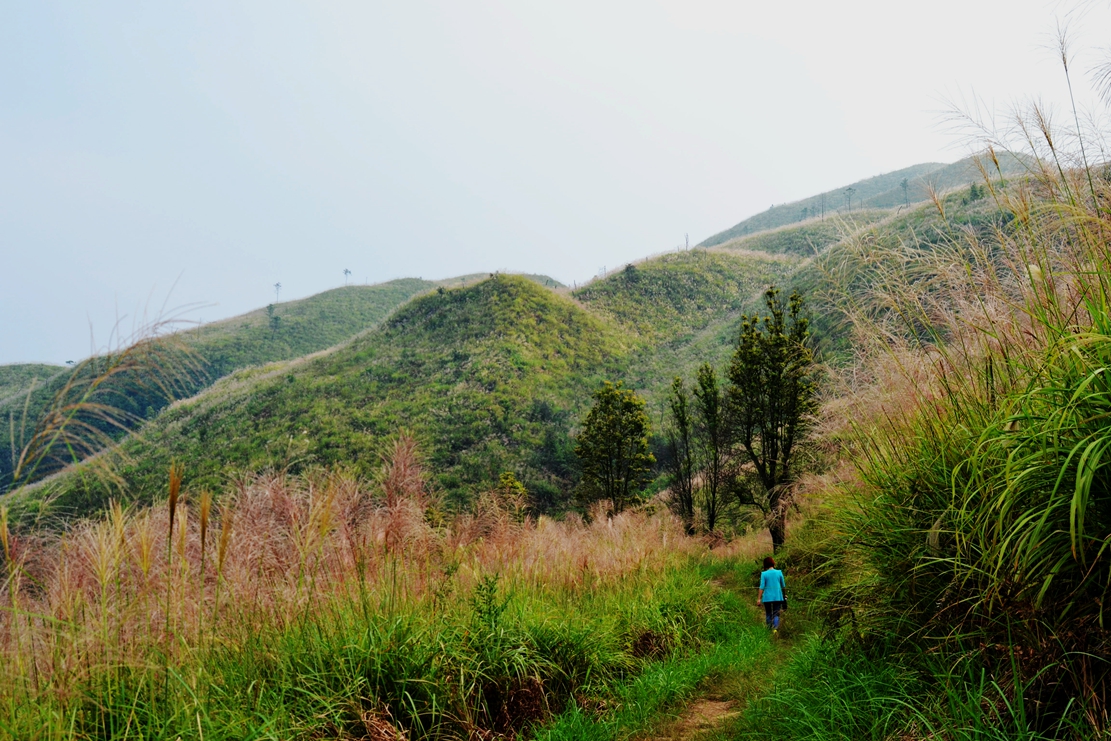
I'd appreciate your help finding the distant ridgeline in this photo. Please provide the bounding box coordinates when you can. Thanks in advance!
[0,276,562,495]
[699,152,1030,247]
[4,159,1025,523]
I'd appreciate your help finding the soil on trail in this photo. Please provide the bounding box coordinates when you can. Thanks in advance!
[646,569,795,741]
[650,698,740,740]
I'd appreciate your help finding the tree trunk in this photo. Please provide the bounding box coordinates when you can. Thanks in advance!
[769,516,785,553]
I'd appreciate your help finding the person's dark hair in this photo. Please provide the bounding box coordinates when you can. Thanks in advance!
[762,556,775,570]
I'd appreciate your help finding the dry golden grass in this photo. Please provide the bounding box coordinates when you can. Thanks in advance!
[0,433,729,702]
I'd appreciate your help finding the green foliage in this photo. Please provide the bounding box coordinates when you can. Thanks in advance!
[575,381,655,513]
[0,555,734,740]
[664,377,696,533]
[498,471,528,498]
[728,287,816,550]
[730,633,1079,741]
[693,363,729,533]
[0,280,433,494]
[15,277,626,520]
[0,364,63,405]
[574,250,799,343]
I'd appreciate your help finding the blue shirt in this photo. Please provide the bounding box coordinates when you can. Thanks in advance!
[760,568,785,602]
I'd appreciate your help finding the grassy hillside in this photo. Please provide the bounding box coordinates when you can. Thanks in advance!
[0,280,435,493]
[698,153,1031,248]
[0,363,64,406]
[6,186,1015,518]
[184,279,437,379]
[862,150,1031,208]
[698,162,941,246]
[435,272,565,289]
[711,210,891,257]
[13,253,797,522]
[13,277,627,519]
[573,250,800,416]
[574,250,798,341]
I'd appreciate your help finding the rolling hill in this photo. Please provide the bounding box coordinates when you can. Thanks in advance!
[0,363,64,406]
[1,277,564,494]
[698,152,1029,247]
[9,252,797,522]
[4,171,1017,524]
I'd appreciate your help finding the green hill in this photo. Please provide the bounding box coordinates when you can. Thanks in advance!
[699,162,942,246]
[3,175,1017,522]
[0,363,64,406]
[0,279,437,493]
[11,253,797,522]
[14,277,624,518]
[710,210,892,257]
[698,153,1030,248]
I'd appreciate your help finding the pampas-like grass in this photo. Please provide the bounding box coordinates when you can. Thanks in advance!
[0,440,716,713]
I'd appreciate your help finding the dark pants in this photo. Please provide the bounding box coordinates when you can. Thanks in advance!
[763,600,785,628]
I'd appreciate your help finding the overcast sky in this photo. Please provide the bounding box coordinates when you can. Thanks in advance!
[2,1,1109,363]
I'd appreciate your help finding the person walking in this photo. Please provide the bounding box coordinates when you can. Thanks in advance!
[757,556,786,635]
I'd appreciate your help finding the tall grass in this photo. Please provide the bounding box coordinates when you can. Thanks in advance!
[0,433,749,740]
[813,71,1111,733]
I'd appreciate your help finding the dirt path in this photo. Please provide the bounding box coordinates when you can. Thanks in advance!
[649,698,740,740]
[644,574,795,741]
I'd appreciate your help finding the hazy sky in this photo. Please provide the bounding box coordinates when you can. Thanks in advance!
[2,1,1109,363]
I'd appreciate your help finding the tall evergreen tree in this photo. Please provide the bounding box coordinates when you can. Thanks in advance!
[727,287,816,551]
[665,377,696,534]
[576,381,654,513]
[693,363,729,533]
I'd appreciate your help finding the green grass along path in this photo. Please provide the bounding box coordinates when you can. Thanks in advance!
[534,564,792,741]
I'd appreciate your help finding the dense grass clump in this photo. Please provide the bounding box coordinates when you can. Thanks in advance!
[798,121,1111,733]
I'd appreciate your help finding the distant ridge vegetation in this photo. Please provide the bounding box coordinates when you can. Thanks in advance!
[4,179,1021,522]
[3,159,1026,522]
[8,253,796,521]
[1,273,566,496]
[0,363,64,406]
[699,152,1029,247]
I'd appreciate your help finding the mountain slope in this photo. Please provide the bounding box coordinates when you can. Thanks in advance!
[12,253,798,522]
[5,178,1020,522]
[0,363,64,406]
[710,210,891,257]
[0,279,437,493]
[13,277,627,518]
[699,162,943,246]
[698,153,1031,248]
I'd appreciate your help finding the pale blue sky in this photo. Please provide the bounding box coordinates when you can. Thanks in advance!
[2,0,1108,363]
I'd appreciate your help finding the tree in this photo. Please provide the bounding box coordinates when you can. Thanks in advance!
[343,268,352,285]
[266,304,281,333]
[900,177,910,206]
[727,287,816,551]
[693,363,730,533]
[843,187,856,212]
[576,381,655,513]
[665,377,696,534]
[274,282,282,302]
